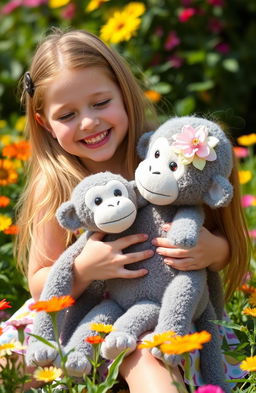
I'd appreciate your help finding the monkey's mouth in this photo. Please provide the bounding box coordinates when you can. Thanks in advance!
[138,180,171,198]
[100,210,136,225]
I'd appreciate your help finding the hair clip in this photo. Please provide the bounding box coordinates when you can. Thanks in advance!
[24,71,35,97]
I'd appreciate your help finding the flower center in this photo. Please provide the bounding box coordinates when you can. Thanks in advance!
[192,137,200,146]
[0,168,8,180]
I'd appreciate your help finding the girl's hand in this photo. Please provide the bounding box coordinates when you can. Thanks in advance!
[152,224,229,272]
[74,232,154,283]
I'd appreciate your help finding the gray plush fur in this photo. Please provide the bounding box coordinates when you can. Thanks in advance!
[26,117,233,392]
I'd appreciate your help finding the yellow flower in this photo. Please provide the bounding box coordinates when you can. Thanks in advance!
[237,133,256,146]
[123,2,146,17]
[242,307,256,317]
[0,135,12,146]
[249,292,256,306]
[138,331,176,348]
[144,90,161,103]
[15,116,27,132]
[0,120,7,128]
[33,366,62,382]
[240,355,256,372]
[86,0,109,12]
[0,159,18,186]
[0,340,24,357]
[238,170,252,184]
[100,10,142,44]
[90,323,114,333]
[160,331,211,355]
[0,215,12,231]
[49,0,70,8]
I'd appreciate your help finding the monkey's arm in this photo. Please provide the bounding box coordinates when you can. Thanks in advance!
[167,205,205,248]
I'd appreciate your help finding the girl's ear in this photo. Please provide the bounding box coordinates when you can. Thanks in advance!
[35,113,56,138]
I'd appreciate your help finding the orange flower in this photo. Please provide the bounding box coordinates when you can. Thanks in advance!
[160,331,211,355]
[242,307,256,317]
[0,159,18,186]
[0,196,10,207]
[85,335,104,344]
[144,90,161,103]
[249,292,256,306]
[29,295,75,313]
[2,141,31,161]
[3,224,19,235]
[0,299,11,310]
[0,327,3,335]
[240,284,256,295]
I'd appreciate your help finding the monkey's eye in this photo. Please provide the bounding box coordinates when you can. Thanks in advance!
[154,150,160,158]
[95,197,103,205]
[169,161,178,171]
[114,189,122,197]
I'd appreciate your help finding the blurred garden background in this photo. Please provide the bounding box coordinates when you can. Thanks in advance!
[0,0,256,384]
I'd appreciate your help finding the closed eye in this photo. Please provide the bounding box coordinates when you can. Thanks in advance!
[93,99,111,108]
[58,112,75,121]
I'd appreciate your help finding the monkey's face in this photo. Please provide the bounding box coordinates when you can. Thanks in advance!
[135,137,186,205]
[84,180,137,233]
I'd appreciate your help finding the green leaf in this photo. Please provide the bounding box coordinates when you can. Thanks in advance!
[223,58,239,73]
[27,333,57,349]
[210,319,244,331]
[175,96,196,116]
[187,80,214,92]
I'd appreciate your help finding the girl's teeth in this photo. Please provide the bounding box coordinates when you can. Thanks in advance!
[84,131,108,144]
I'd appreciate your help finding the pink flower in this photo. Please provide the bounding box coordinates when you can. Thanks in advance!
[61,2,76,19]
[215,42,230,54]
[171,125,219,170]
[23,0,47,6]
[1,0,22,14]
[179,8,196,22]
[241,195,256,208]
[208,18,223,34]
[233,146,249,158]
[165,31,181,50]
[208,0,224,6]
[195,385,225,393]
[6,316,33,330]
[168,55,184,68]
[249,230,256,239]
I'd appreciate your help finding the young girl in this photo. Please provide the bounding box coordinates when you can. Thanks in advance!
[2,28,250,392]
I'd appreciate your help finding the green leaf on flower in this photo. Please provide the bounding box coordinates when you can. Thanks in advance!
[27,333,57,349]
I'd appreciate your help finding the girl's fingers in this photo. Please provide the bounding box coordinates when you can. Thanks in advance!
[123,249,154,264]
[119,268,148,279]
[155,246,190,258]
[113,233,149,249]
[164,258,195,270]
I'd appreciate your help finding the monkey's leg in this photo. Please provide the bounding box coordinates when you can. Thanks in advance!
[101,300,160,360]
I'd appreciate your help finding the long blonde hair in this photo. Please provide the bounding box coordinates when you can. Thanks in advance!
[15,28,157,273]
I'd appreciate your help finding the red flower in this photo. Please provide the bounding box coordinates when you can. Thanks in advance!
[0,196,10,208]
[85,335,104,344]
[179,8,196,23]
[3,224,19,235]
[0,299,11,310]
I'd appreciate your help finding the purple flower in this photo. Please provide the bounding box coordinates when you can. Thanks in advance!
[241,194,256,208]
[165,31,181,50]
[168,55,184,68]
[1,0,22,14]
[215,42,230,54]
[61,2,76,19]
[195,385,225,393]
[23,0,47,6]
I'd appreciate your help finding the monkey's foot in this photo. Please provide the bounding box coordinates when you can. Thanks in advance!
[151,346,181,367]
[55,351,91,377]
[101,331,136,360]
[26,341,58,367]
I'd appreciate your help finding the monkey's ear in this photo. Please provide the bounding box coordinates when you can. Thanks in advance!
[203,175,233,208]
[56,201,83,230]
[137,131,154,159]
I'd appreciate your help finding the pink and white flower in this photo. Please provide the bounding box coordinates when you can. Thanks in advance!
[171,124,219,170]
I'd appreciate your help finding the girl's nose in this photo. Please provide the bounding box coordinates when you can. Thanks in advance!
[80,115,100,130]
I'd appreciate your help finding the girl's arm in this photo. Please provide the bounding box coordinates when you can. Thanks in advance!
[152,224,230,272]
[28,211,153,301]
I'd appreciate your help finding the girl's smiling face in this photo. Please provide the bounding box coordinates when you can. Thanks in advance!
[40,67,128,169]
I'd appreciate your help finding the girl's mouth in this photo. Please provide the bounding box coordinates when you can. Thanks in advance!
[81,129,111,149]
